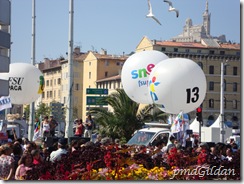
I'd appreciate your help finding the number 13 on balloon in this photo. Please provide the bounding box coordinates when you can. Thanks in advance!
[149,58,206,114]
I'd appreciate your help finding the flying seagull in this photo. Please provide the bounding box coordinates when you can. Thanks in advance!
[164,0,179,18]
[146,0,162,25]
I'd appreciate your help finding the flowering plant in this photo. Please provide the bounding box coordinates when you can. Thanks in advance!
[25,144,240,180]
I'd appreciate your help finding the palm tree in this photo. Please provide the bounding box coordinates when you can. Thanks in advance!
[90,89,144,141]
[138,104,169,123]
[90,89,169,141]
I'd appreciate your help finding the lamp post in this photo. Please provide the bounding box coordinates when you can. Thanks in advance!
[28,0,36,141]
[220,60,228,143]
[65,0,74,139]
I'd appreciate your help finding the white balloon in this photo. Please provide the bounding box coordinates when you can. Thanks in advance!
[121,50,168,104]
[0,63,43,105]
[149,58,207,114]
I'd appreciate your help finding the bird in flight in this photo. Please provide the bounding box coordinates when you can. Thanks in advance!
[146,0,162,25]
[163,0,179,18]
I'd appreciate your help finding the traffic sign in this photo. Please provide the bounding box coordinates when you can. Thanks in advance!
[86,96,108,106]
[86,88,108,95]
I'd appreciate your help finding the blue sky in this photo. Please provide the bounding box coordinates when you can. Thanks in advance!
[10,0,241,63]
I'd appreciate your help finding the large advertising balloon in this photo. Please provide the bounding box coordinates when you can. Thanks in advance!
[0,63,43,105]
[121,50,168,104]
[149,58,207,114]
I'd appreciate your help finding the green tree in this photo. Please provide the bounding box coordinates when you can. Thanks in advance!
[35,102,51,119]
[138,104,169,123]
[90,89,168,141]
[23,105,30,121]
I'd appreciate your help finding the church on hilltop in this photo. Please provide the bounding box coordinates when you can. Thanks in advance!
[171,0,227,44]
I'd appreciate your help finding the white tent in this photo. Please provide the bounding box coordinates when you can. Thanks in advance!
[189,118,200,134]
[210,114,229,128]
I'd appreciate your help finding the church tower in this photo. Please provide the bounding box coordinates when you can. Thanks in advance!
[203,0,211,37]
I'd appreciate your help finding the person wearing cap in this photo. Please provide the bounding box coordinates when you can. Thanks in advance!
[49,138,68,163]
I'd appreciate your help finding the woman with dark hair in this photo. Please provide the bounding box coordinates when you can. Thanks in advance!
[0,144,15,180]
[74,119,84,137]
[15,153,33,180]
[31,149,43,165]
[12,142,23,171]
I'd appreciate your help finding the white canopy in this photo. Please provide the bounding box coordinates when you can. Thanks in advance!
[189,118,200,133]
[210,114,230,128]
[210,114,221,128]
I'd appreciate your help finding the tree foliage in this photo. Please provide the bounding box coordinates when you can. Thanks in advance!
[90,89,168,141]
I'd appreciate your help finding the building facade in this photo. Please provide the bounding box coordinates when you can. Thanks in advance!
[136,36,240,127]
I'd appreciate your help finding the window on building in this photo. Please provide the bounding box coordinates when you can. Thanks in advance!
[224,79,226,91]
[47,91,49,98]
[75,83,79,90]
[233,67,238,75]
[224,65,227,75]
[233,82,237,92]
[58,78,61,85]
[117,81,121,88]
[161,47,166,52]
[109,81,112,89]
[236,51,240,56]
[209,99,214,108]
[54,90,56,98]
[113,81,116,89]
[209,65,214,74]
[42,92,45,99]
[224,97,226,108]
[89,62,91,66]
[220,51,225,55]
[105,72,108,77]
[197,62,203,69]
[185,49,190,53]
[209,81,214,91]
[197,50,201,54]
[173,48,178,52]
[50,91,53,98]
[233,100,237,109]
[209,50,215,55]
[50,80,52,86]
[116,62,120,66]
[89,72,91,79]
[105,60,109,66]
[46,80,49,86]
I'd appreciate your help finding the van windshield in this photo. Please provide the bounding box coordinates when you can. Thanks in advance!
[127,131,155,146]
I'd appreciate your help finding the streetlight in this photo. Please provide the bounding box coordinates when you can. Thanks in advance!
[220,60,228,143]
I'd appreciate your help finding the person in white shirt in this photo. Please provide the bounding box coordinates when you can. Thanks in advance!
[49,138,67,163]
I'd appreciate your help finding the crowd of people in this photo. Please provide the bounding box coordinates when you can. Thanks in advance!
[0,114,240,180]
[0,129,240,180]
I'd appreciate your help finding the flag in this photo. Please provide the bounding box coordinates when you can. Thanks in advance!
[170,112,183,133]
[167,114,173,125]
[33,116,42,141]
[0,96,12,111]
[38,76,45,94]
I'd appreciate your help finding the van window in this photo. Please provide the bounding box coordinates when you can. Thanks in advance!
[151,132,169,146]
[127,131,155,146]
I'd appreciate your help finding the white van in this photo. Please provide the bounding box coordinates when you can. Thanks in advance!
[126,122,175,146]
